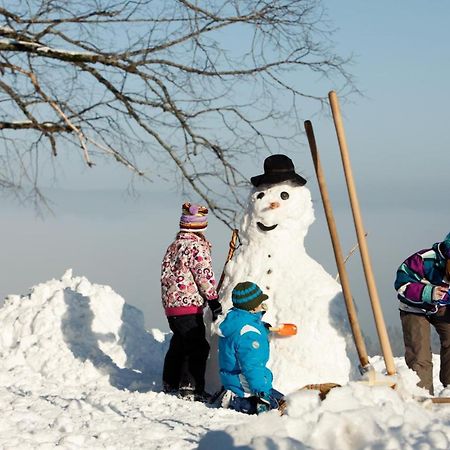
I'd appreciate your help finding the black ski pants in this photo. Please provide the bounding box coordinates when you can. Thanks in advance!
[162,313,210,392]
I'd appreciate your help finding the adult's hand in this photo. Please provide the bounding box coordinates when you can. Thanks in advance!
[432,286,448,301]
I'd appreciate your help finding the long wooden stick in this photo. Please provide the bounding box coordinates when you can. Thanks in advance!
[430,397,450,404]
[304,120,369,369]
[217,229,239,292]
[328,91,396,375]
[415,396,450,404]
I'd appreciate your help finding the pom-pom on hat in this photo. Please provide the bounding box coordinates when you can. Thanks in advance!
[179,202,208,232]
[232,281,269,311]
[440,232,450,259]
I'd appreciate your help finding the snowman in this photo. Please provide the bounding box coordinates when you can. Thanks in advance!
[206,154,357,394]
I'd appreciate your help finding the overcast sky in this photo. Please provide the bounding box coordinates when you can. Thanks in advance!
[1,1,449,352]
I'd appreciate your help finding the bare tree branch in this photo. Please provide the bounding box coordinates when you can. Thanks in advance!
[0,0,356,225]
[0,121,72,132]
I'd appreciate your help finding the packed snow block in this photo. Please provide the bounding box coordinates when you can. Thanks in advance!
[206,182,357,394]
[0,269,168,392]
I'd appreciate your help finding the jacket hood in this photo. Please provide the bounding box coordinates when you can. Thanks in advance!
[434,240,450,261]
[440,232,450,259]
[218,308,263,338]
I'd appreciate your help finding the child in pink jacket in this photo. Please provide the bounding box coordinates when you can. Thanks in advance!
[161,202,222,401]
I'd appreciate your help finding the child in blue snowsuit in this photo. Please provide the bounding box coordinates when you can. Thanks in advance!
[217,281,284,414]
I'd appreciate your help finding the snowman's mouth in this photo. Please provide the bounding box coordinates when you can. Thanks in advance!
[257,222,278,232]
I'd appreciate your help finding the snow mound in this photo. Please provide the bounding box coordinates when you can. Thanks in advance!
[0,270,167,392]
[199,356,450,450]
[1,272,450,449]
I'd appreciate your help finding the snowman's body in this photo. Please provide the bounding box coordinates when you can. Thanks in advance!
[206,181,356,394]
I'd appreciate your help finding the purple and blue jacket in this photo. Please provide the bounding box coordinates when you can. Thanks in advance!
[394,241,450,315]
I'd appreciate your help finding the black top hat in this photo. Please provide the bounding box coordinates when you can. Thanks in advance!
[250,154,307,187]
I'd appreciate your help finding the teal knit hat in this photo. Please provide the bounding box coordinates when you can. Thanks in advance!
[441,232,450,259]
[231,281,268,311]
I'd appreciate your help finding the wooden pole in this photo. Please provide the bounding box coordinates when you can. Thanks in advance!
[304,120,369,369]
[328,90,396,375]
[430,397,450,404]
[217,229,239,292]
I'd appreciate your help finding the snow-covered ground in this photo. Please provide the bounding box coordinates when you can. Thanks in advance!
[1,272,449,450]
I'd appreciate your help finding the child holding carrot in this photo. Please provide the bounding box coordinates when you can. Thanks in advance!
[216,281,285,414]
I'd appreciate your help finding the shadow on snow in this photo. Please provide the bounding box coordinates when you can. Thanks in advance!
[61,288,168,392]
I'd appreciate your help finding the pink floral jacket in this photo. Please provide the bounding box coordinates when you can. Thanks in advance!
[161,232,218,316]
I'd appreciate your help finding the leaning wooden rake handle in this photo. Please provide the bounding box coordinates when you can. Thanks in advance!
[304,119,369,370]
[328,90,396,376]
[216,229,239,293]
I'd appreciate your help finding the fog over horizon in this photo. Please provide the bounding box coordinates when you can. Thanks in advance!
[1,182,447,356]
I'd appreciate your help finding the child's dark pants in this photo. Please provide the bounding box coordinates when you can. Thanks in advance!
[163,314,210,393]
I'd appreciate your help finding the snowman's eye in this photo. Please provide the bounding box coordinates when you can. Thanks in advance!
[280,191,289,200]
[256,192,265,199]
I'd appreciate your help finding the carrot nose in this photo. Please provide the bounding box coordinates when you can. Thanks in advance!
[269,202,280,209]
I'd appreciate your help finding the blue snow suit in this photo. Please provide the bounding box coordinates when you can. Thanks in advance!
[218,307,273,398]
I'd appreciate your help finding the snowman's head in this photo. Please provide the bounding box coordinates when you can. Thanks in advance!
[241,181,314,242]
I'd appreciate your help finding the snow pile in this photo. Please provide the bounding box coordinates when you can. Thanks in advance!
[200,356,450,450]
[0,269,166,393]
[0,272,450,449]
[0,272,240,449]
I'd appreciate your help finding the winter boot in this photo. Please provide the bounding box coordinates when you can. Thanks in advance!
[163,383,180,397]
[179,385,195,401]
[193,390,212,403]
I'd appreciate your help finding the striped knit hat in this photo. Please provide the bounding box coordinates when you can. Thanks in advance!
[231,281,268,311]
[179,202,208,232]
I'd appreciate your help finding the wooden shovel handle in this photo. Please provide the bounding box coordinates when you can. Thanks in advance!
[328,90,396,376]
[304,119,369,368]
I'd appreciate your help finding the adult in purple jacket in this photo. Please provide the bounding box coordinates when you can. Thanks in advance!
[394,232,450,394]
